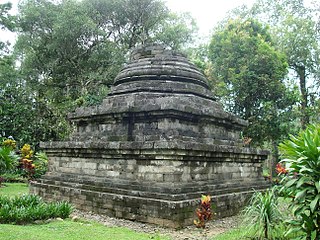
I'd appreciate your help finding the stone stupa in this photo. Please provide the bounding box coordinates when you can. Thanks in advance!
[30,44,269,228]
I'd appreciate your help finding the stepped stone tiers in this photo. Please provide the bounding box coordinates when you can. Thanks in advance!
[30,44,269,228]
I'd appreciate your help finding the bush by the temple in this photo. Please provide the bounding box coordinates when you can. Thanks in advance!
[32,152,48,179]
[243,188,282,239]
[0,194,73,224]
[193,195,213,228]
[20,144,48,180]
[278,124,320,239]
[0,138,48,181]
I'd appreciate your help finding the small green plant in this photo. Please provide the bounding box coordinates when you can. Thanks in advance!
[193,195,213,228]
[0,172,25,183]
[278,124,320,239]
[243,188,282,239]
[33,152,48,178]
[0,146,19,173]
[0,194,73,224]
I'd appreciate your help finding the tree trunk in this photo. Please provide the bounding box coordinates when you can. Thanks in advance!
[296,65,309,129]
[271,141,279,178]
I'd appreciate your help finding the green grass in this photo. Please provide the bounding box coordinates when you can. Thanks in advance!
[0,182,29,196]
[0,219,169,240]
[0,183,170,240]
[211,228,247,240]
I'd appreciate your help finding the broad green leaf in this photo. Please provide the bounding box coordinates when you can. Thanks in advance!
[309,195,320,213]
[316,181,320,193]
[296,176,310,188]
[292,205,305,216]
[285,178,298,187]
[295,189,307,201]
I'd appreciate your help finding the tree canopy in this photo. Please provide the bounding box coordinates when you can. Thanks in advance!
[229,0,320,128]
[0,0,319,151]
[208,18,295,144]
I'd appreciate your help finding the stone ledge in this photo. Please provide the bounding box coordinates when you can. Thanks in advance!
[40,140,269,157]
[30,180,264,228]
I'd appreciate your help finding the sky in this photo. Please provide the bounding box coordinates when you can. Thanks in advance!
[165,0,255,37]
[0,0,255,44]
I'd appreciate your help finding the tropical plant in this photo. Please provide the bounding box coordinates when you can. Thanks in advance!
[2,138,16,149]
[0,194,73,224]
[0,172,25,183]
[20,144,33,159]
[0,146,19,174]
[278,124,320,239]
[242,188,282,239]
[193,195,213,228]
[33,152,48,178]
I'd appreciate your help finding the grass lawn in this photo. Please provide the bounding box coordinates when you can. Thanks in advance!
[0,183,170,240]
[212,228,246,240]
[0,182,29,196]
[0,220,168,240]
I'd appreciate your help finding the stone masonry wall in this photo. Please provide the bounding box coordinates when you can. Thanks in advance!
[30,140,269,228]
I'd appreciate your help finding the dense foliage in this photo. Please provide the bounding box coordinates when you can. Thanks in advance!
[0,0,197,145]
[0,0,319,154]
[208,18,296,145]
[243,189,282,239]
[229,0,320,129]
[278,124,320,239]
[0,138,48,182]
[0,194,73,224]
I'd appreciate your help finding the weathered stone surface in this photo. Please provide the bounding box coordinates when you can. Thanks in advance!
[30,44,269,228]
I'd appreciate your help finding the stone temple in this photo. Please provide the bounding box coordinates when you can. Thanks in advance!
[30,44,269,228]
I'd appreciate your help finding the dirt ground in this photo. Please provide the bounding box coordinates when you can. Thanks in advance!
[71,209,240,240]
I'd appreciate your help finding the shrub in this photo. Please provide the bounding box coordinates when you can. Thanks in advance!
[278,124,320,239]
[0,138,48,180]
[0,194,73,224]
[20,144,34,159]
[0,172,25,183]
[242,188,282,239]
[0,146,19,174]
[33,152,48,178]
[2,138,16,149]
[19,146,48,180]
[193,195,213,228]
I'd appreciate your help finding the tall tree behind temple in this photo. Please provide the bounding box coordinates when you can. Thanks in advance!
[208,19,297,146]
[15,0,197,106]
[229,0,320,129]
[11,0,197,144]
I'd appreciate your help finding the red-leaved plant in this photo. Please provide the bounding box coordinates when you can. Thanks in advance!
[275,163,288,175]
[194,195,212,228]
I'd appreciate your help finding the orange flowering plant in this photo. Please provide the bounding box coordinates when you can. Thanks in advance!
[275,163,288,175]
[19,144,47,180]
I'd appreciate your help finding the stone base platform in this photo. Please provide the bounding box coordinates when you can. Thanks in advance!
[30,140,269,228]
